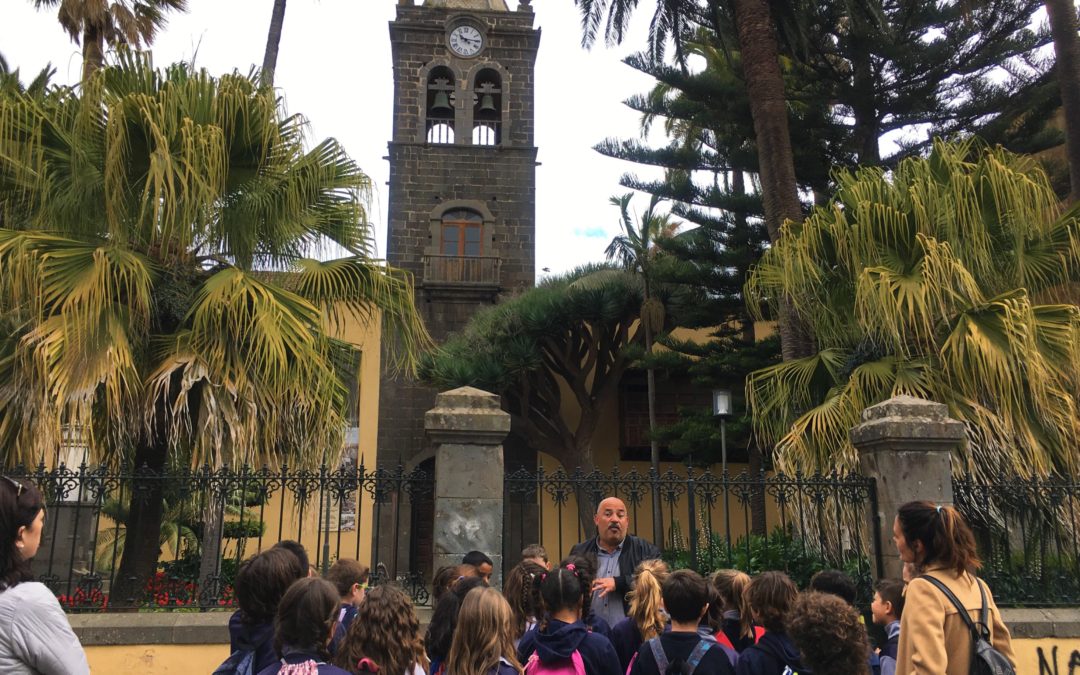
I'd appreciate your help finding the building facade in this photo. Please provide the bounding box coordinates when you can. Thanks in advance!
[377,0,539,576]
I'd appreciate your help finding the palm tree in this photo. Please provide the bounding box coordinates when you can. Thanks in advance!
[1045,0,1080,203]
[575,0,812,361]
[32,0,187,82]
[605,194,679,546]
[0,52,431,605]
[745,139,1080,481]
[261,0,288,88]
[0,53,55,98]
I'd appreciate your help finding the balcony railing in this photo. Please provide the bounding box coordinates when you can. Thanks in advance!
[423,255,500,286]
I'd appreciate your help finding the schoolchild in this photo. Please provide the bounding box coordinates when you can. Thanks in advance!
[334,584,429,675]
[610,559,669,672]
[427,575,488,675]
[561,554,614,638]
[446,586,524,675]
[326,559,370,656]
[504,560,548,645]
[521,544,550,570]
[786,592,868,675]
[711,570,761,654]
[256,577,353,675]
[806,570,856,606]
[223,547,309,674]
[870,580,904,675]
[734,572,806,675]
[628,569,735,675]
[515,562,622,675]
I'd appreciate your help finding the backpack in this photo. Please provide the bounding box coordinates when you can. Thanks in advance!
[523,649,587,675]
[213,649,256,675]
[919,575,1016,675]
[747,638,805,675]
[646,638,714,675]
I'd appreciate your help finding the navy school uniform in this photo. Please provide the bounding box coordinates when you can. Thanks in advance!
[628,633,736,675]
[228,610,279,674]
[255,647,352,675]
[734,632,809,675]
[517,618,622,675]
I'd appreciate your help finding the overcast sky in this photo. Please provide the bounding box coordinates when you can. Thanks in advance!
[1,0,663,278]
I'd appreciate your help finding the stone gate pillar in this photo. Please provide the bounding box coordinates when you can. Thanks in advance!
[850,395,966,579]
[425,386,511,586]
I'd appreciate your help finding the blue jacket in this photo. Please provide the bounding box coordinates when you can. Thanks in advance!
[517,619,622,675]
[610,618,643,672]
[629,632,736,675]
[734,632,808,675]
[329,603,358,656]
[878,620,899,675]
[255,647,352,675]
[228,610,279,674]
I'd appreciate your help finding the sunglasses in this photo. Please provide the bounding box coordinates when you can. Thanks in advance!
[2,475,24,498]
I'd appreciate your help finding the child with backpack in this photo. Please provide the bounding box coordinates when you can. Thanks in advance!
[334,584,429,675]
[733,572,806,675]
[786,592,869,675]
[255,577,353,675]
[711,570,761,654]
[870,580,904,675]
[516,562,622,675]
[326,559,370,657]
[219,548,309,675]
[628,570,735,675]
[610,559,669,672]
[446,587,524,675]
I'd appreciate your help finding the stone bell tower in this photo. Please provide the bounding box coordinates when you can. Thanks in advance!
[376,0,539,578]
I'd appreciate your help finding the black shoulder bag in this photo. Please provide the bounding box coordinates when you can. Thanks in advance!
[918,575,1015,675]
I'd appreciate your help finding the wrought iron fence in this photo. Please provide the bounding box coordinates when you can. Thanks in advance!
[504,466,882,603]
[8,461,433,612]
[953,473,1080,606]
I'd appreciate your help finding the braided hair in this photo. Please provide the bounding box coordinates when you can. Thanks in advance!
[535,560,591,631]
[503,560,546,639]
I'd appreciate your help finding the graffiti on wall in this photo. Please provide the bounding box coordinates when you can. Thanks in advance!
[1038,646,1080,674]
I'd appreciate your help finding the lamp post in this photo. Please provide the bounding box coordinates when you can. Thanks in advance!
[712,388,732,475]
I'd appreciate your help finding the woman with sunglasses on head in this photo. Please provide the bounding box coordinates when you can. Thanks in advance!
[0,475,89,674]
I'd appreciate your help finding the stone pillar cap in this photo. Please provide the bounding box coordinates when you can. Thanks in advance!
[850,394,965,451]
[425,386,511,443]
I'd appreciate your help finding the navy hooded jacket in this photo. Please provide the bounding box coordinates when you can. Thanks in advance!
[629,632,737,675]
[734,632,809,675]
[516,618,622,675]
[228,610,279,674]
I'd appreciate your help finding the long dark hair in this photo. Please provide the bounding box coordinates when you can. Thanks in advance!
[503,560,546,639]
[536,561,591,630]
[0,476,45,590]
[897,501,981,575]
[273,577,339,659]
[425,574,486,661]
[235,547,308,625]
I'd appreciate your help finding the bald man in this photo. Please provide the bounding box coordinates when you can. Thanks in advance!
[569,496,661,627]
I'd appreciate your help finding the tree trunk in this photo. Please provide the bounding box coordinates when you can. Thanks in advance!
[111,442,167,609]
[197,496,225,606]
[261,0,289,88]
[81,25,104,83]
[1046,0,1080,203]
[730,0,814,360]
[644,302,664,549]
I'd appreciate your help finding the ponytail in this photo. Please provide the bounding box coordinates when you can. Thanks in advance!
[712,569,753,640]
[536,561,589,630]
[628,559,669,641]
[897,501,980,576]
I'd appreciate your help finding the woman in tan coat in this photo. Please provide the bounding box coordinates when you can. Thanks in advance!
[893,501,1015,675]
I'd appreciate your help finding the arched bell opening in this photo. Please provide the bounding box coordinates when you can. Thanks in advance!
[426,66,456,144]
[472,69,502,146]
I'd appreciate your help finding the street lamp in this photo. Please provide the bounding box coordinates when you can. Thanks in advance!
[713,388,732,475]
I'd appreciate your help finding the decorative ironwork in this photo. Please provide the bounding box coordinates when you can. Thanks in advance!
[10,461,433,612]
[953,473,1080,606]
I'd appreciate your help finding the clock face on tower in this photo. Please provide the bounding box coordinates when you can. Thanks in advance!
[448,25,484,57]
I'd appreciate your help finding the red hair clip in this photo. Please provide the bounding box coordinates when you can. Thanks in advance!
[565,564,577,573]
[358,658,380,673]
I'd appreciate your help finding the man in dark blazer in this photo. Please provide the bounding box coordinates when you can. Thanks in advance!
[569,496,661,627]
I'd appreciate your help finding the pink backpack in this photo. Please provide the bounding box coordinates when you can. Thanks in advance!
[523,650,587,675]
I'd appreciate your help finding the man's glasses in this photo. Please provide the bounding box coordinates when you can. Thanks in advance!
[2,475,24,497]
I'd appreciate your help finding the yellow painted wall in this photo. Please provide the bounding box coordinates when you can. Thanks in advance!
[1012,637,1080,673]
[85,644,229,674]
[80,636,1080,674]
